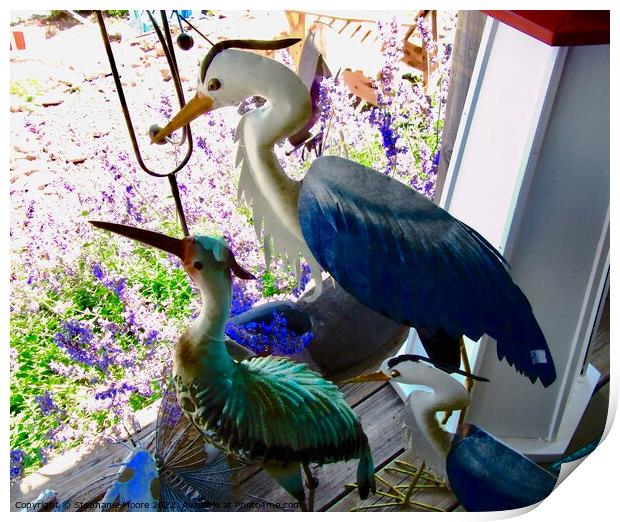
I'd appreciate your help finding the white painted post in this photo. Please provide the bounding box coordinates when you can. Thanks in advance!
[396,17,609,458]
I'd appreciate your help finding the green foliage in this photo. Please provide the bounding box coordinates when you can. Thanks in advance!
[348,140,385,170]
[9,235,189,476]
[104,10,129,18]
[10,79,44,104]
[260,271,279,297]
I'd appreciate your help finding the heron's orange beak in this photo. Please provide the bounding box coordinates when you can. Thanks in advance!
[151,92,214,144]
[340,370,390,384]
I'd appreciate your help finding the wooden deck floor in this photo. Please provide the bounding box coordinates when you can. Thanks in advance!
[10,367,458,512]
[11,295,609,512]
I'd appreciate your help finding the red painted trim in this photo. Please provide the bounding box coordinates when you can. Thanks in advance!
[11,31,26,51]
[482,10,610,46]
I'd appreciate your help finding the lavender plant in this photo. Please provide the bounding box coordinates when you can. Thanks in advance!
[10,14,455,481]
[226,312,314,357]
[316,16,454,199]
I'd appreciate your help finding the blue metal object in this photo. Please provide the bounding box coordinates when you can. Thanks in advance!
[130,10,193,35]
[446,424,557,512]
[55,385,236,511]
[299,156,556,387]
[229,300,313,336]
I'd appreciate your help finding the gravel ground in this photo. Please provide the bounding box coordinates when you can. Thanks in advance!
[9,11,296,197]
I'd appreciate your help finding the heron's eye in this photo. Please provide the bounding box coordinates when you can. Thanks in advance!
[390,369,401,378]
[193,261,204,270]
[207,78,221,91]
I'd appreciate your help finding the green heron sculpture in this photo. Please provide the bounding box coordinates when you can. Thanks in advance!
[89,221,375,511]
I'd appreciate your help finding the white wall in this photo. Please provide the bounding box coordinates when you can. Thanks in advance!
[437,19,609,449]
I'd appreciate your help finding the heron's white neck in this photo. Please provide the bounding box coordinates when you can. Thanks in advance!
[233,55,324,299]
[237,64,311,242]
[186,272,232,357]
[197,279,230,340]
[402,366,470,479]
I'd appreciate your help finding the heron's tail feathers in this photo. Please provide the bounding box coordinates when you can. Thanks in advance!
[356,441,376,499]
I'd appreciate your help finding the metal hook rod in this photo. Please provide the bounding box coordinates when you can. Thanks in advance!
[146,11,188,148]
[96,11,191,237]
[175,10,184,32]
[178,13,215,46]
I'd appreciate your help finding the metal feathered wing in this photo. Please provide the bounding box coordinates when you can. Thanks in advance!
[234,120,324,297]
[298,156,556,387]
[153,385,237,510]
[54,474,119,511]
[220,356,369,463]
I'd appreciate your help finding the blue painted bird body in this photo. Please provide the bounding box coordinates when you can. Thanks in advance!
[152,39,556,388]
[299,156,556,387]
[447,424,556,512]
[100,449,160,511]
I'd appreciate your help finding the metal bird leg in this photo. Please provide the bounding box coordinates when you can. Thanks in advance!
[441,336,473,426]
[303,463,319,512]
[459,337,474,394]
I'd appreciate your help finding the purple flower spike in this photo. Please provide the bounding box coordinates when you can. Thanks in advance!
[35,391,58,416]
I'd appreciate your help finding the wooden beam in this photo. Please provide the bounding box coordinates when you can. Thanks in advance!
[341,69,378,106]
[285,10,306,69]
[435,11,488,202]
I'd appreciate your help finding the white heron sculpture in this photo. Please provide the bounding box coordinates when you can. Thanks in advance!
[346,354,558,511]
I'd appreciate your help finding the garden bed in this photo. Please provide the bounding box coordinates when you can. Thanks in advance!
[10,10,455,484]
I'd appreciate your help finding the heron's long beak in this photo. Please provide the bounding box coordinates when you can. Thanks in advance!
[90,221,184,259]
[151,92,214,144]
[90,221,257,280]
[341,370,389,384]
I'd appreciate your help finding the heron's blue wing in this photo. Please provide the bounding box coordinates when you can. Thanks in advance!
[299,156,555,386]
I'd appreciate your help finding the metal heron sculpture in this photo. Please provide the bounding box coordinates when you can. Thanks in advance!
[346,354,559,511]
[89,221,376,511]
[151,38,556,388]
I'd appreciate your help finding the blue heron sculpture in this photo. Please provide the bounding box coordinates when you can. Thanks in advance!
[151,38,556,388]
